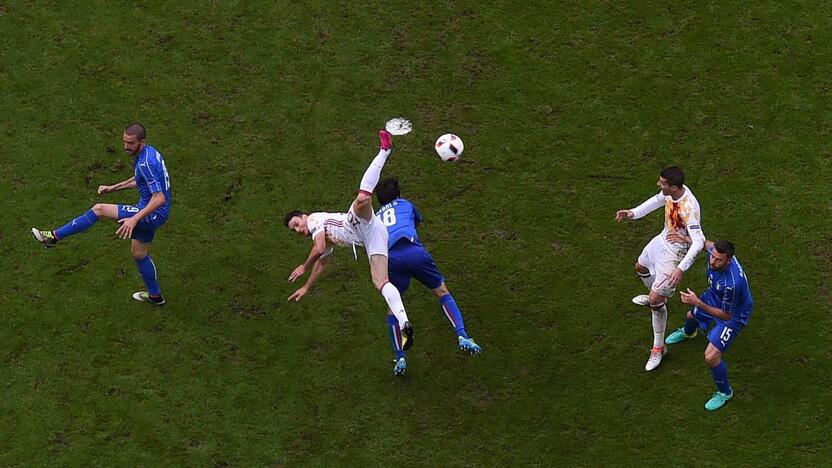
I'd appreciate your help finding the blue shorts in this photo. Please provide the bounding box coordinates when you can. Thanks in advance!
[692,292,743,352]
[117,204,167,243]
[387,241,445,293]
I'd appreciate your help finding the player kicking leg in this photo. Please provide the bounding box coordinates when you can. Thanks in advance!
[32,204,165,306]
[353,131,414,374]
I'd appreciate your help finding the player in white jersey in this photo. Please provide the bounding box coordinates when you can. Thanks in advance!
[283,130,414,375]
[615,166,705,371]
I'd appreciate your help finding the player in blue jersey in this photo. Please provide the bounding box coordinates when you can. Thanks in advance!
[31,123,172,305]
[374,178,483,369]
[664,237,753,411]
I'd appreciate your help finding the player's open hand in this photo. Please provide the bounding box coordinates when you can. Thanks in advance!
[288,264,306,282]
[668,267,684,287]
[116,216,138,240]
[615,210,633,222]
[679,288,700,306]
[288,287,309,302]
[98,185,114,195]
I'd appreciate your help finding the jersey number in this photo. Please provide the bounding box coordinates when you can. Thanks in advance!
[381,208,397,227]
[719,327,733,346]
[160,158,171,191]
[346,211,360,227]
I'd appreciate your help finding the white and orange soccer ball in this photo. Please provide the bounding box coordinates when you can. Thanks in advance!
[434,133,464,161]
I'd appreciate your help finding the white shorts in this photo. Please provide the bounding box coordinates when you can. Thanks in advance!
[347,206,389,258]
[638,234,685,298]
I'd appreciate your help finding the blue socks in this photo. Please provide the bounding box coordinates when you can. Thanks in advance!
[54,209,99,240]
[386,314,405,359]
[683,317,698,335]
[439,294,468,339]
[711,361,731,394]
[135,255,161,296]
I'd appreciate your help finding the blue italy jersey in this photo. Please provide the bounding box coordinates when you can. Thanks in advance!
[376,198,422,249]
[134,145,172,220]
[705,249,753,325]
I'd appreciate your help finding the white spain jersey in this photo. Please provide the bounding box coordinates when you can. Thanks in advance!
[631,184,705,271]
[307,212,363,248]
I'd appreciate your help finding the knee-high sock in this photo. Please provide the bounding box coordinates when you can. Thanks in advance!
[711,361,731,394]
[386,314,405,359]
[638,270,655,290]
[54,209,99,240]
[359,148,391,194]
[651,304,667,348]
[684,317,698,335]
[135,255,161,296]
[381,282,409,328]
[439,294,468,338]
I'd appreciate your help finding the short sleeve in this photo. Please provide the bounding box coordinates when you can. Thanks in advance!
[307,214,324,240]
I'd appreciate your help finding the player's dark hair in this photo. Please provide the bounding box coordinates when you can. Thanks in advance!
[124,122,147,140]
[660,166,685,188]
[375,178,401,205]
[713,240,736,258]
[284,210,305,227]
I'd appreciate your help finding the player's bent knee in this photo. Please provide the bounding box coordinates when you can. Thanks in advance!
[649,301,666,310]
[432,283,450,297]
[704,350,721,367]
[635,262,649,273]
[131,242,149,260]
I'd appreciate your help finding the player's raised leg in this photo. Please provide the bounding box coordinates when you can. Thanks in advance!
[353,130,393,222]
[31,203,119,248]
[130,239,165,305]
[645,290,668,371]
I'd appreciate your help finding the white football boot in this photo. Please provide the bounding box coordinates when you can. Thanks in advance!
[644,346,667,371]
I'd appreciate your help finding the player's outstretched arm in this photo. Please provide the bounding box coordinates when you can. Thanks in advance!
[629,192,665,220]
[289,233,327,282]
[288,254,331,302]
[98,176,136,195]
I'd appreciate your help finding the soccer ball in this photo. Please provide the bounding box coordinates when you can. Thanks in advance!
[435,133,464,161]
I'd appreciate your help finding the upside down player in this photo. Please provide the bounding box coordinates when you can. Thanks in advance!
[615,166,705,371]
[284,130,414,376]
[374,178,482,367]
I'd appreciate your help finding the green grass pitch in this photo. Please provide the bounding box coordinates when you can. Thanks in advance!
[1,1,831,465]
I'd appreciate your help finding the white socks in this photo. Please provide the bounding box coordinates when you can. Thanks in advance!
[651,304,667,348]
[381,282,409,328]
[638,270,655,290]
[359,148,391,194]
